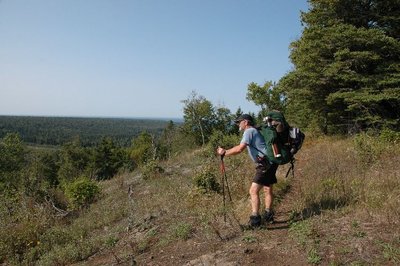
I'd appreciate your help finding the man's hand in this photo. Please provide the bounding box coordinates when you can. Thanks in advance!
[217,146,226,156]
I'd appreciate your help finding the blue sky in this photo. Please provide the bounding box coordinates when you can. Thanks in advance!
[0,0,308,119]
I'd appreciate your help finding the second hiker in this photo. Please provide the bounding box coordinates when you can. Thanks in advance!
[216,114,277,228]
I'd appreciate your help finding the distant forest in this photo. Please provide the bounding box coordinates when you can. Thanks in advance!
[0,116,175,146]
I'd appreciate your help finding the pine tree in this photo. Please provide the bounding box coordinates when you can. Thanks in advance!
[278,0,400,133]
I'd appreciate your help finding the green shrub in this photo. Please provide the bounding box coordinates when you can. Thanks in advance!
[379,128,400,144]
[65,177,100,210]
[0,195,53,265]
[171,222,192,240]
[354,132,381,165]
[141,160,164,180]
[193,166,220,193]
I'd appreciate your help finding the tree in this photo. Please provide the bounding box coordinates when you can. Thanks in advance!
[158,121,177,159]
[24,150,59,199]
[246,81,285,117]
[277,0,400,133]
[181,91,216,145]
[0,133,26,193]
[129,131,156,166]
[57,138,91,184]
[92,137,126,180]
[214,105,234,134]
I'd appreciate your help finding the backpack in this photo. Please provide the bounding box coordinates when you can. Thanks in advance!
[258,111,305,165]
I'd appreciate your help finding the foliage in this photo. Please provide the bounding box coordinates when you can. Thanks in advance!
[207,130,241,157]
[353,129,399,165]
[65,177,100,210]
[181,91,217,146]
[181,91,235,147]
[91,137,130,180]
[57,139,91,184]
[379,128,400,143]
[246,81,285,116]
[141,159,165,180]
[0,120,197,264]
[0,193,54,265]
[213,105,235,134]
[158,120,177,159]
[23,151,59,200]
[0,133,26,173]
[0,133,26,194]
[353,132,382,165]
[170,222,192,240]
[193,165,220,193]
[248,0,400,134]
[129,131,156,166]
[0,116,171,146]
[35,151,59,187]
[2,134,398,265]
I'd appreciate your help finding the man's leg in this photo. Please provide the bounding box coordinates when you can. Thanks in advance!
[263,185,273,210]
[263,185,274,223]
[249,182,263,215]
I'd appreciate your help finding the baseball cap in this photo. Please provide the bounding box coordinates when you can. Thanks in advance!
[234,114,254,124]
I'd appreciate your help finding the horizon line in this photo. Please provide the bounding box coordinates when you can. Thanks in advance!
[0,114,184,122]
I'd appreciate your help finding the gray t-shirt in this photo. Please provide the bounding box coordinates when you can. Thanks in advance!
[240,127,267,163]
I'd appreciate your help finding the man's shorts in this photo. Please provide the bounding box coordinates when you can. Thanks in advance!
[253,158,278,186]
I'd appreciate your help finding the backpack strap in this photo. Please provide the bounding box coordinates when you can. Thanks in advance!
[285,158,295,179]
[247,143,268,159]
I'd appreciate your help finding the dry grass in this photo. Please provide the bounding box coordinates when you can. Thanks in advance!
[293,135,400,222]
[3,134,399,265]
[288,134,400,265]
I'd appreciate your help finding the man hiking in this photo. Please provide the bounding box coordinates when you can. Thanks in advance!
[216,114,277,228]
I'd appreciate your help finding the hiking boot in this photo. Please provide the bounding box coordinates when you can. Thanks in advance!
[263,210,274,224]
[248,215,261,228]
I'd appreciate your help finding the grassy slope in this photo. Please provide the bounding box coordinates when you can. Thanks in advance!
[33,136,400,265]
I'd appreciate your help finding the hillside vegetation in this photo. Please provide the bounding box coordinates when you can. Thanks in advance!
[2,0,400,264]
[2,133,398,265]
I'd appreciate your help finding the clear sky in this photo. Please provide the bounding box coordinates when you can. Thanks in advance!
[0,0,309,119]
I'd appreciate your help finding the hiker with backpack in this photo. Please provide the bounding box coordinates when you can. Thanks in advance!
[216,114,276,228]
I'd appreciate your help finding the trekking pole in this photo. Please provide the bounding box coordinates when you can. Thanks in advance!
[220,155,232,201]
[220,155,232,222]
[220,155,227,222]
[218,155,244,231]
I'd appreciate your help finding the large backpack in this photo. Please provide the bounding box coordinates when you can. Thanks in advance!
[259,111,305,166]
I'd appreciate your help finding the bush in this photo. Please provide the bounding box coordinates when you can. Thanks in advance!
[0,195,53,265]
[171,222,192,240]
[379,128,400,144]
[65,177,100,210]
[141,160,164,180]
[193,166,220,193]
[353,132,381,165]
